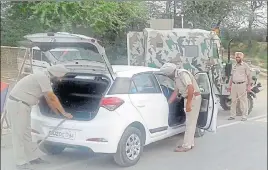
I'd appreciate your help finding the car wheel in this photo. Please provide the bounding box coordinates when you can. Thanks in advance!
[194,128,205,138]
[113,127,144,167]
[39,143,66,155]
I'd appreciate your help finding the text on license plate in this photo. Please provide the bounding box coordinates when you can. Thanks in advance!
[48,129,76,140]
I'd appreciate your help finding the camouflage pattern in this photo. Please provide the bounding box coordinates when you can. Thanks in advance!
[127,28,259,96]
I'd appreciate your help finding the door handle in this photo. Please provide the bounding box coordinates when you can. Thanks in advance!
[137,105,145,108]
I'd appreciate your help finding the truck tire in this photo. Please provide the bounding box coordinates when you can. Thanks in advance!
[39,143,65,155]
[113,127,144,167]
[220,96,231,110]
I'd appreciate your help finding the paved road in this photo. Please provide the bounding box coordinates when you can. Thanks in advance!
[2,79,267,170]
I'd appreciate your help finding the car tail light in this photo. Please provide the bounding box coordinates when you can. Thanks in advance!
[100,97,124,111]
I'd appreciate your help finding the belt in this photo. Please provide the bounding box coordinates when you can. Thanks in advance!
[232,81,245,84]
[9,96,31,107]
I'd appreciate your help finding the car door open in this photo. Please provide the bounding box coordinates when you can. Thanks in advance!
[195,72,218,132]
[128,73,169,135]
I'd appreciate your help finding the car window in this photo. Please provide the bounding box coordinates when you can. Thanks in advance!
[130,73,160,94]
[42,54,50,63]
[33,50,42,60]
[155,74,175,90]
[195,73,210,93]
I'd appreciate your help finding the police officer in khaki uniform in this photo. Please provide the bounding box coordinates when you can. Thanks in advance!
[6,65,73,170]
[228,52,252,121]
[160,63,201,152]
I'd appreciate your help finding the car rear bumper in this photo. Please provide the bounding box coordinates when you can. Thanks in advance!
[31,107,125,154]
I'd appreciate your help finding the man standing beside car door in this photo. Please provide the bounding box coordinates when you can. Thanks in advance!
[227,52,252,121]
[160,63,201,152]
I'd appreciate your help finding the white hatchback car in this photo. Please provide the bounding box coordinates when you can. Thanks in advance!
[25,32,219,167]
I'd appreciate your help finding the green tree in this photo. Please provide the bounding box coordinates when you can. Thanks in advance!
[1,1,148,47]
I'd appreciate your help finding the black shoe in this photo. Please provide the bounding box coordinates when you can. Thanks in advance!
[30,158,50,165]
[228,117,235,120]
[16,163,33,170]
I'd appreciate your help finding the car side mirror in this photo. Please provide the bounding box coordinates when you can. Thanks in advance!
[225,63,232,77]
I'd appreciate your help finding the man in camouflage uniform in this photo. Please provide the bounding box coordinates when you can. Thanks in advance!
[160,63,201,152]
[228,52,252,121]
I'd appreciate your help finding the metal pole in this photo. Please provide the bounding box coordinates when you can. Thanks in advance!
[16,48,29,83]
[181,0,184,28]
[181,14,184,28]
[30,48,34,74]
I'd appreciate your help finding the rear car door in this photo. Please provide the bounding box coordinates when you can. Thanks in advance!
[195,72,218,132]
[129,73,169,135]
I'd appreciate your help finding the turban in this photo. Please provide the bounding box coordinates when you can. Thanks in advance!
[160,63,177,76]
[235,52,244,59]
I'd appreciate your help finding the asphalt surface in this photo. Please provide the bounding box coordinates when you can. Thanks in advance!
[1,79,267,170]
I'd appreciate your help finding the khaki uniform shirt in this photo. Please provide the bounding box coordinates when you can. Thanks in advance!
[232,62,251,85]
[10,71,53,106]
[174,69,200,98]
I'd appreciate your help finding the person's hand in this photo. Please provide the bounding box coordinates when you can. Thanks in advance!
[186,102,192,112]
[247,86,252,92]
[62,112,73,119]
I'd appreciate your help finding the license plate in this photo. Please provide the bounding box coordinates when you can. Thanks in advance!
[48,129,76,140]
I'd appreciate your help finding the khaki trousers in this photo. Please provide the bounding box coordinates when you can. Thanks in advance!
[182,95,202,149]
[6,99,42,166]
[230,82,248,118]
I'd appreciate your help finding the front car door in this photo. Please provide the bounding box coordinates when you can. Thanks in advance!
[195,72,219,132]
[128,72,169,136]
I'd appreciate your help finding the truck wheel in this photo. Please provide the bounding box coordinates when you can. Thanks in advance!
[236,96,253,116]
[220,96,231,110]
[39,143,65,155]
[113,127,144,167]
[195,128,205,138]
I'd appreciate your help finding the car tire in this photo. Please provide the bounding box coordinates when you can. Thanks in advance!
[194,128,205,138]
[113,127,144,167]
[39,143,66,155]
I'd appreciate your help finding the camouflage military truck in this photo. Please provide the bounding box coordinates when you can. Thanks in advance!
[127,28,260,114]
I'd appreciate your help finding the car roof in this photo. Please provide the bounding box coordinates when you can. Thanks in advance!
[112,65,160,77]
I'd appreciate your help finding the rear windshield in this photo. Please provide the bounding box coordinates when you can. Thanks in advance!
[48,47,103,63]
[108,77,131,95]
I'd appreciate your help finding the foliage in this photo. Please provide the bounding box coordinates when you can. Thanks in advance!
[180,1,235,29]
[1,1,148,46]
[1,2,45,46]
